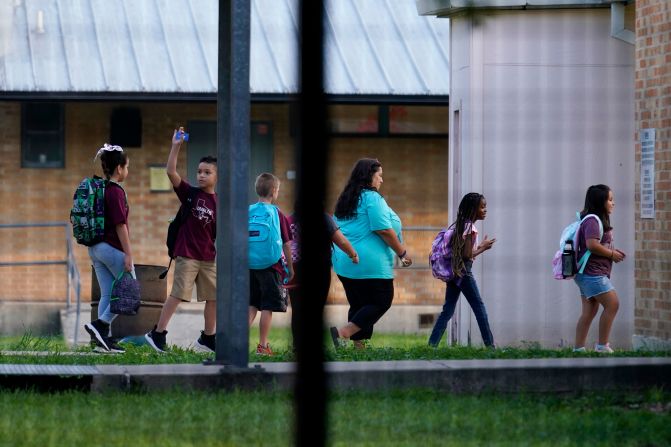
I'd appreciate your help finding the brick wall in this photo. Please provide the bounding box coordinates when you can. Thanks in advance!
[635,0,671,340]
[0,102,448,306]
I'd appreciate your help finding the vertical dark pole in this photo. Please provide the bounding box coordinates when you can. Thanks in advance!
[216,0,250,367]
[295,0,329,446]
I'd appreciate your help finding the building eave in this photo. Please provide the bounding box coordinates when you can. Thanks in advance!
[417,0,616,17]
[0,91,449,105]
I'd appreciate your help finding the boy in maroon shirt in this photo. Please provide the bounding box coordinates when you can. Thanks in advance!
[145,129,217,353]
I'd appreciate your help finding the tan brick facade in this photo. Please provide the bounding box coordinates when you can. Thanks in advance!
[635,0,671,341]
[0,102,448,306]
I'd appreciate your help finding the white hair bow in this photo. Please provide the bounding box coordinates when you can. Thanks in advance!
[94,143,123,161]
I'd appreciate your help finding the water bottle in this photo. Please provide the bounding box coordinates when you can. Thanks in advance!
[561,239,577,278]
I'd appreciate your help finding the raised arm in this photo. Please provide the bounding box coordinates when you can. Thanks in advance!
[166,129,185,188]
[465,234,496,259]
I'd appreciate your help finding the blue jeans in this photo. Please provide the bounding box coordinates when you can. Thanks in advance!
[428,266,494,347]
[88,242,133,324]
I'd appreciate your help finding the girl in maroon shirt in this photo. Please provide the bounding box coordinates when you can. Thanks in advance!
[573,185,626,354]
[84,144,134,353]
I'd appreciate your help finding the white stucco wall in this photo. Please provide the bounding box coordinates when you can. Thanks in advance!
[448,9,635,348]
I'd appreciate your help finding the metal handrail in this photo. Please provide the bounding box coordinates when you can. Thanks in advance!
[0,222,81,346]
[394,225,442,269]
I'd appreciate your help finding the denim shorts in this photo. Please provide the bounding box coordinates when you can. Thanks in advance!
[573,274,615,299]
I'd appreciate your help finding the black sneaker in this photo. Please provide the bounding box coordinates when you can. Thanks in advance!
[93,339,125,354]
[145,326,168,353]
[195,331,216,353]
[85,319,110,352]
[106,338,126,354]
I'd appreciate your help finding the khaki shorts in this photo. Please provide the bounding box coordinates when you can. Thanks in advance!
[170,256,216,302]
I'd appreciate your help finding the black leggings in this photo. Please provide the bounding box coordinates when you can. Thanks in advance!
[338,276,394,341]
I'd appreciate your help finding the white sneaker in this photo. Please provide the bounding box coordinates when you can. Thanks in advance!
[573,347,586,353]
[594,343,614,354]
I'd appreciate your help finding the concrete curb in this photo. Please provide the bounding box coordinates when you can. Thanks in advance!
[1,358,670,394]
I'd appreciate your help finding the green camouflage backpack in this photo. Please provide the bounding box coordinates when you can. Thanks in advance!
[70,176,106,246]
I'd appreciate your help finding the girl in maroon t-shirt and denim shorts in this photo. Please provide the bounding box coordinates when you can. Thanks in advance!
[573,185,626,354]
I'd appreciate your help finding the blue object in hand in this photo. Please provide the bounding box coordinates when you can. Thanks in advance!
[177,130,190,142]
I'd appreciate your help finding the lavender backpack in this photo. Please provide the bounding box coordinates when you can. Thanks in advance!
[110,271,141,316]
[429,226,457,282]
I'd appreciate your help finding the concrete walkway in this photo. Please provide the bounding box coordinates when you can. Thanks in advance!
[1,357,669,394]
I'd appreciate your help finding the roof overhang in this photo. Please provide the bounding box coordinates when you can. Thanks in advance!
[417,0,616,17]
[0,91,449,105]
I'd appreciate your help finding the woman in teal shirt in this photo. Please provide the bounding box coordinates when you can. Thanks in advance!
[330,159,412,349]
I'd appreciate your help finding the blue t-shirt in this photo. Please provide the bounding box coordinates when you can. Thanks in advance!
[332,190,403,279]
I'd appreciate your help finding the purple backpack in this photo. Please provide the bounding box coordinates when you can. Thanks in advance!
[429,226,456,282]
[109,271,141,316]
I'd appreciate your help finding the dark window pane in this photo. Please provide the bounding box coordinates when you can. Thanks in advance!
[24,103,62,131]
[22,103,64,168]
[23,134,62,167]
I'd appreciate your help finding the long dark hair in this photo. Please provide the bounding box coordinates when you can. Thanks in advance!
[334,158,382,219]
[449,192,483,277]
[580,184,612,232]
[100,151,129,180]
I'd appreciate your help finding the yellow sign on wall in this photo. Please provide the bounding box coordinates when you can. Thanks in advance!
[149,166,171,192]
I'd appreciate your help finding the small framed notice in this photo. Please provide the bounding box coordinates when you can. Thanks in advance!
[640,128,655,219]
[149,165,171,192]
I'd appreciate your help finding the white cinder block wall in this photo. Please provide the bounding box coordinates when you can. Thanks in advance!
[448,9,635,348]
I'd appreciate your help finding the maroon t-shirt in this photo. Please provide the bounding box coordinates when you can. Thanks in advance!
[271,209,292,276]
[103,182,129,252]
[173,180,217,262]
[576,216,613,277]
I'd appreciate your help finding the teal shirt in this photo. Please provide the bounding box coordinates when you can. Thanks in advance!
[333,190,403,279]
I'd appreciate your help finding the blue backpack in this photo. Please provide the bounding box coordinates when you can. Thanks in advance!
[552,213,603,280]
[429,226,457,282]
[248,202,283,270]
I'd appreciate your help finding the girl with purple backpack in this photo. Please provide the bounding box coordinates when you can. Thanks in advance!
[428,192,496,348]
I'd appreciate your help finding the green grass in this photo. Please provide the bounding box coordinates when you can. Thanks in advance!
[0,333,67,351]
[0,388,669,446]
[0,329,669,365]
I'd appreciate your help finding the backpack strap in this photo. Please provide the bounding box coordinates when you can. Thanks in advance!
[576,214,603,274]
